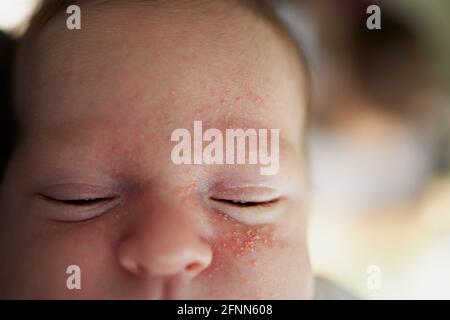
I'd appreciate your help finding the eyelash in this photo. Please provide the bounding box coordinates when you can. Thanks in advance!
[210,198,279,208]
[41,196,279,208]
[41,195,114,206]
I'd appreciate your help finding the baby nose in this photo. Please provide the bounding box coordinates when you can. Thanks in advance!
[117,201,212,278]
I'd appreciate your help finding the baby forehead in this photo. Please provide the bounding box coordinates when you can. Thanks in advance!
[19,43,305,129]
[19,0,306,91]
[14,1,307,145]
[22,77,303,148]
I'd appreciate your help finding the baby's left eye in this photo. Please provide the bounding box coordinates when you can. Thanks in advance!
[211,198,279,208]
[208,196,284,225]
[228,200,258,206]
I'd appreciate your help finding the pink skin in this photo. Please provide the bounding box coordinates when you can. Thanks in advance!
[0,1,312,299]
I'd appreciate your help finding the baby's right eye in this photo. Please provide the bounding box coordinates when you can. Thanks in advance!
[43,196,114,206]
[35,183,121,222]
[37,194,121,222]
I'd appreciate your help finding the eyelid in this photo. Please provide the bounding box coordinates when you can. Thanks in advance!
[209,199,285,225]
[208,186,282,203]
[207,187,285,225]
[35,183,122,222]
[37,194,121,223]
[39,194,115,206]
[210,197,280,207]
[37,183,118,201]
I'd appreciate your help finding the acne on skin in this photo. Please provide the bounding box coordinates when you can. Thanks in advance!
[177,182,278,256]
[171,179,289,275]
[203,216,279,289]
[209,199,275,253]
[215,227,274,258]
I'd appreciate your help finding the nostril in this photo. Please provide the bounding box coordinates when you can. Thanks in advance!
[186,262,201,272]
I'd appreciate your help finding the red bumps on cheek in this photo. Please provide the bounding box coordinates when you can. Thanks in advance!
[216,226,274,258]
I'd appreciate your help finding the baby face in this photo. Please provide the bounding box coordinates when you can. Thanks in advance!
[0,1,311,299]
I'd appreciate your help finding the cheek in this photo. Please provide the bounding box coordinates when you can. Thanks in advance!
[197,215,312,299]
[206,206,305,262]
[1,217,118,299]
[44,221,125,295]
[201,220,277,281]
[214,226,275,259]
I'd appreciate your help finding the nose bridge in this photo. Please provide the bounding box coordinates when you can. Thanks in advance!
[117,194,212,277]
[144,199,202,255]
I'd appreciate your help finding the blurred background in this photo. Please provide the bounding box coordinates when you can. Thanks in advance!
[0,0,38,34]
[1,0,450,299]
[274,0,450,299]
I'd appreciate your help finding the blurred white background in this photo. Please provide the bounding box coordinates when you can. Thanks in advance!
[0,0,38,34]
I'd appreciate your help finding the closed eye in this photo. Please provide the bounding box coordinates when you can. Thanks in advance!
[40,195,115,206]
[210,197,279,208]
